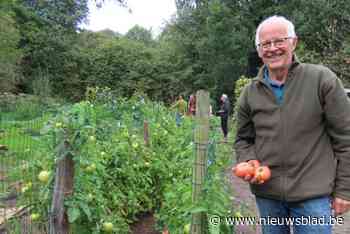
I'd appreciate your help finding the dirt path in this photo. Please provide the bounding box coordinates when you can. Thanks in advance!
[228,167,261,234]
[130,212,160,234]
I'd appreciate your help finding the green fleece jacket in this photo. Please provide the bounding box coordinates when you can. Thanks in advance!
[235,58,350,202]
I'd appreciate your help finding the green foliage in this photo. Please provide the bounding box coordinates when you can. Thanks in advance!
[0,1,23,92]
[31,68,52,98]
[125,25,154,46]
[0,93,50,121]
[233,76,251,117]
[20,0,90,30]
[2,0,350,105]
[234,76,251,101]
[2,90,235,233]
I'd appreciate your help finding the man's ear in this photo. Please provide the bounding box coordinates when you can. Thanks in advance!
[291,37,298,51]
[257,48,263,58]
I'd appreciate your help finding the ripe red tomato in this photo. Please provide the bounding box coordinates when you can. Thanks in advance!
[247,160,260,168]
[232,162,255,178]
[255,166,271,183]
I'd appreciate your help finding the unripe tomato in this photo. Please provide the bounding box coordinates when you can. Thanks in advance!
[232,162,255,178]
[38,170,50,183]
[255,166,271,183]
[21,186,29,193]
[85,163,96,173]
[30,213,40,221]
[183,224,190,234]
[102,222,113,232]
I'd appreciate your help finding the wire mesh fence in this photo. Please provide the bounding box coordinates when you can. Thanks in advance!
[0,96,50,234]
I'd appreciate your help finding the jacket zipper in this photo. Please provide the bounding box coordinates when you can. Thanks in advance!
[280,73,293,201]
[260,77,289,201]
[280,97,286,201]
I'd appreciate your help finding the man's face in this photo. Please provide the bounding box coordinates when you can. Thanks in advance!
[257,22,297,72]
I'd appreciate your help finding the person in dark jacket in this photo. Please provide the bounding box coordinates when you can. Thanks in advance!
[218,94,230,141]
[235,15,350,234]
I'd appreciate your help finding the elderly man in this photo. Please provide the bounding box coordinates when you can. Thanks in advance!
[234,15,350,233]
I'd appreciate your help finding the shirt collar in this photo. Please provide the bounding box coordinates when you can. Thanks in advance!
[264,68,284,87]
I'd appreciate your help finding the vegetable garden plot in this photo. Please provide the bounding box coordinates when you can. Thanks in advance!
[0,91,237,234]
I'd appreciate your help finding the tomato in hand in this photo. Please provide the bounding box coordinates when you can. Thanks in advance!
[232,162,255,178]
[255,166,271,183]
[247,160,260,169]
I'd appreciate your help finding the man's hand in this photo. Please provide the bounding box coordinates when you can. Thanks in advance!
[242,174,265,184]
[332,197,350,216]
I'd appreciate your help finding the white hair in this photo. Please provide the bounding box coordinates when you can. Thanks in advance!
[255,15,296,50]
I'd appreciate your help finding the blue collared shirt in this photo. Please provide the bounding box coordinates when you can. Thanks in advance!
[264,68,285,105]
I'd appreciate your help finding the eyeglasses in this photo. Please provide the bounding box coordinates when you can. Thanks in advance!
[258,37,292,50]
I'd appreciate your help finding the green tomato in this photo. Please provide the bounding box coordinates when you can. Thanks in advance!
[184,224,191,234]
[85,163,96,172]
[21,186,29,193]
[102,222,113,232]
[86,193,94,202]
[30,213,40,221]
[234,211,243,217]
[38,170,50,183]
[26,182,32,188]
[55,122,62,128]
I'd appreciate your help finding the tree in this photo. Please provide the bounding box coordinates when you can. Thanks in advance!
[125,25,154,46]
[0,1,23,92]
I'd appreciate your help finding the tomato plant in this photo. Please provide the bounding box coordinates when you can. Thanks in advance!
[9,89,236,234]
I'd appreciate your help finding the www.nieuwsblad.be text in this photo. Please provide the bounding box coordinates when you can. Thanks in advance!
[209,215,344,226]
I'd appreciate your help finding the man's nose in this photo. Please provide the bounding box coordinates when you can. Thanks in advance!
[268,42,279,50]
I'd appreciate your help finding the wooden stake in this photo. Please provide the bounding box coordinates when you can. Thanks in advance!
[144,121,149,146]
[49,140,74,234]
[191,90,210,234]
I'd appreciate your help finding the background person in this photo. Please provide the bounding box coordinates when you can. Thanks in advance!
[234,15,350,234]
[187,94,196,116]
[171,94,187,126]
[217,94,230,142]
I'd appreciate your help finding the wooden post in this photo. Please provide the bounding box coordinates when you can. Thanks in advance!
[49,139,74,234]
[191,90,210,234]
[144,120,149,146]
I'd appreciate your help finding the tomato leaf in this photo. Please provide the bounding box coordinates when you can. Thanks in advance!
[79,202,92,221]
[67,207,81,223]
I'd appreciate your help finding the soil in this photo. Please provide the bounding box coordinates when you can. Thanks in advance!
[130,212,160,234]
